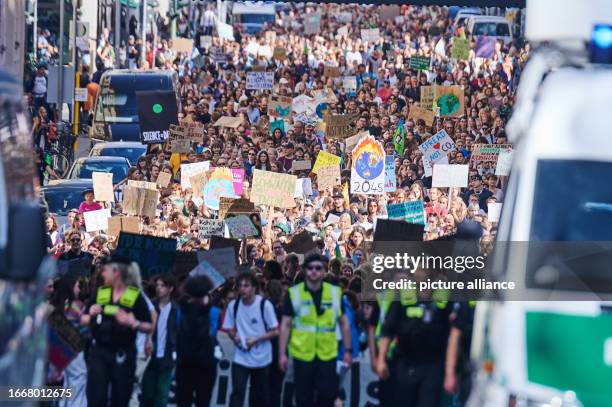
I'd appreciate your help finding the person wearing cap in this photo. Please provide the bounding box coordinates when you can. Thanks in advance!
[81,255,152,407]
[278,254,352,407]
[78,189,103,215]
[278,142,295,173]
[327,189,357,223]
[461,174,493,209]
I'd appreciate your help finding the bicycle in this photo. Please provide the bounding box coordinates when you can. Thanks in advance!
[46,121,76,178]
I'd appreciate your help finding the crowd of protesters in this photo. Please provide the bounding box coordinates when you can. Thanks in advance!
[40,3,528,407]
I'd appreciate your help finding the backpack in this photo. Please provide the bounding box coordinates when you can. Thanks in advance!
[233,296,271,332]
[175,303,214,365]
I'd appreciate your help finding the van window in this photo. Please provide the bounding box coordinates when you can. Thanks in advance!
[240,14,275,25]
[95,91,138,124]
[531,160,612,241]
[473,22,510,37]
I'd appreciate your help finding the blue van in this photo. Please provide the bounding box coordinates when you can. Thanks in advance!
[91,69,180,143]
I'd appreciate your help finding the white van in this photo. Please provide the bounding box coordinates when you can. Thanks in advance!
[230,2,276,35]
[454,7,482,28]
[466,16,512,44]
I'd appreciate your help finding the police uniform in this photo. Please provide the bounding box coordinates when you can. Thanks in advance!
[282,281,343,407]
[380,291,452,407]
[86,286,151,407]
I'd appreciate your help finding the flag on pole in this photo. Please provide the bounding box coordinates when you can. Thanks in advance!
[393,118,405,157]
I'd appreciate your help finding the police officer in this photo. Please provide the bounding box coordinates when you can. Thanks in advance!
[81,255,152,407]
[375,282,453,407]
[278,254,352,407]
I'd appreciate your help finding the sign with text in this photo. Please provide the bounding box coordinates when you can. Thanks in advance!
[312,151,341,174]
[135,90,178,144]
[291,160,312,172]
[471,144,513,163]
[495,148,514,176]
[317,165,341,191]
[268,95,292,118]
[384,156,397,193]
[386,201,426,225]
[361,28,380,43]
[156,171,172,188]
[123,186,159,218]
[324,65,341,78]
[203,167,238,210]
[351,134,385,195]
[116,232,177,279]
[409,56,430,70]
[420,85,465,117]
[250,170,297,208]
[408,105,435,126]
[246,71,274,90]
[326,113,358,139]
[198,219,225,239]
[225,215,259,239]
[181,161,210,189]
[92,172,114,202]
[452,37,470,60]
[432,164,469,188]
[214,116,243,129]
[197,246,237,278]
[418,130,456,164]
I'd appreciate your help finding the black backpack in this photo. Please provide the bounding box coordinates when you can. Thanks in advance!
[233,297,271,332]
[176,302,214,365]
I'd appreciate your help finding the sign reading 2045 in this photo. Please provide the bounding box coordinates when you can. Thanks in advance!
[350,135,385,195]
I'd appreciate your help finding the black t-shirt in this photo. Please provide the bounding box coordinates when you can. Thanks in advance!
[282,284,345,317]
[381,301,452,363]
[86,288,151,352]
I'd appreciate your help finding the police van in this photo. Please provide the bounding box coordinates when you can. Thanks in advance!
[468,1,612,406]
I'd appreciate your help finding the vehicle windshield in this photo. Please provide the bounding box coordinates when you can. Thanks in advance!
[99,147,146,165]
[70,161,129,182]
[43,188,85,215]
[473,22,510,36]
[95,92,138,124]
[240,14,275,25]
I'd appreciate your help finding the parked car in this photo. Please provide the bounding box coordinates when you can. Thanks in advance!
[66,156,131,183]
[89,141,147,166]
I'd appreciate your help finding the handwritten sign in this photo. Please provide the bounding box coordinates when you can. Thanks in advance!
[171,139,191,154]
[214,116,243,128]
[409,56,430,70]
[198,219,225,239]
[181,161,210,189]
[273,46,286,60]
[326,113,358,139]
[250,170,297,208]
[225,215,259,239]
[83,208,111,232]
[432,164,469,187]
[156,171,171,188]
[420,85,465,117]
[291,160,312,172]
[92,172,114,202]
[471,144,513,163]
[312,151,341,174]
[361,28,380,43]
[384,156,397,193]
[495,148,514,176]
[408,105,435,126]
[317,165,341,191]
[324,65,341,78]
[123,186,159,218]
[343,76,357,93]
[246,71,274,90]
[268,95,292,118]
[418,130,456,164]
[386,201,426,225]
[203,167,237,211]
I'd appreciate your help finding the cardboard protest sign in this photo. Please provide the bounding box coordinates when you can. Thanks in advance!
[312,151,341,174]
[432,164,469,187]
[495,148,514,176]
[203,167,237,210]
[83,208,111,232]
[198,219,225,239]
[123,186,159,218]
[409,56,430,71]
[136,90,178,144]
[225,215,259,239]
[452,37,470,60]
[171,38,193,54]
[92,172,114,202]
[171,139,191,154]
[219,197,256,220]
[116,232,177,279]
[351,134,385,195]
[127,180,158,190]
[324,65,341,78]
[189,171,210,202]
[214,116,243,128]
[250,170,297,208]
[268,95,292,118]
[246,72,274,90]
[487,202,502,222]
[470,144,513,164]
[418,130,456,164]
[168,124,188,150]
[326,113,358,139]
[408,105,435,126]
[384,156,397,193]
[420,86,465,117]
[343,76,357,93]
[304,13,321,35]
[475,36,496,58]
[181,161,210,189]
[284,230,317,255]
[291,160,312,172]
[107,216,140,237]
[345,130,368,152]
[198,245,238,278]
[386,201,426,225]
[156,171,172,188]
[361,28,380,43]
[317,165,341,191]
[273,46,286,60]
[190,261,226,289]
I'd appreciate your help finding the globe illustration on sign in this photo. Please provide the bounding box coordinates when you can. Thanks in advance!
[436,93,460,116]
[352,135,384,180]
[203,168,236,210]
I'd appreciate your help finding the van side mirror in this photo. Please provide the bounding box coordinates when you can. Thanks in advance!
[0,203,46,281]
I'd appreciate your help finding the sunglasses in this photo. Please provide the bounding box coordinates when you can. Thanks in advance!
[70,238,81,243]
[306,265,324,271]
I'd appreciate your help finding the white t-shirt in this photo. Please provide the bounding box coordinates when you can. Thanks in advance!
[222,295,278,368]
[156,302,172,359]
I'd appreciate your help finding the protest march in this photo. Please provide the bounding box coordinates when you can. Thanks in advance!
[35,3,526,406]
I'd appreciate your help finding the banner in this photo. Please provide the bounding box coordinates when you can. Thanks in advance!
[250,170,297,208]
[268,95,292,118]
[384,156,397,193]
[312,151,341,174]
[351,134,385,195]
[92,172,114,202]
[135,90,178,144]
[361,28,380,43]
[432,164,469,187]
[386,201,426,225]
[198,219,225,239]
[246,72,274,90]
[418,130,456,164]
[409,56,430,70]
[116,232,177,279]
